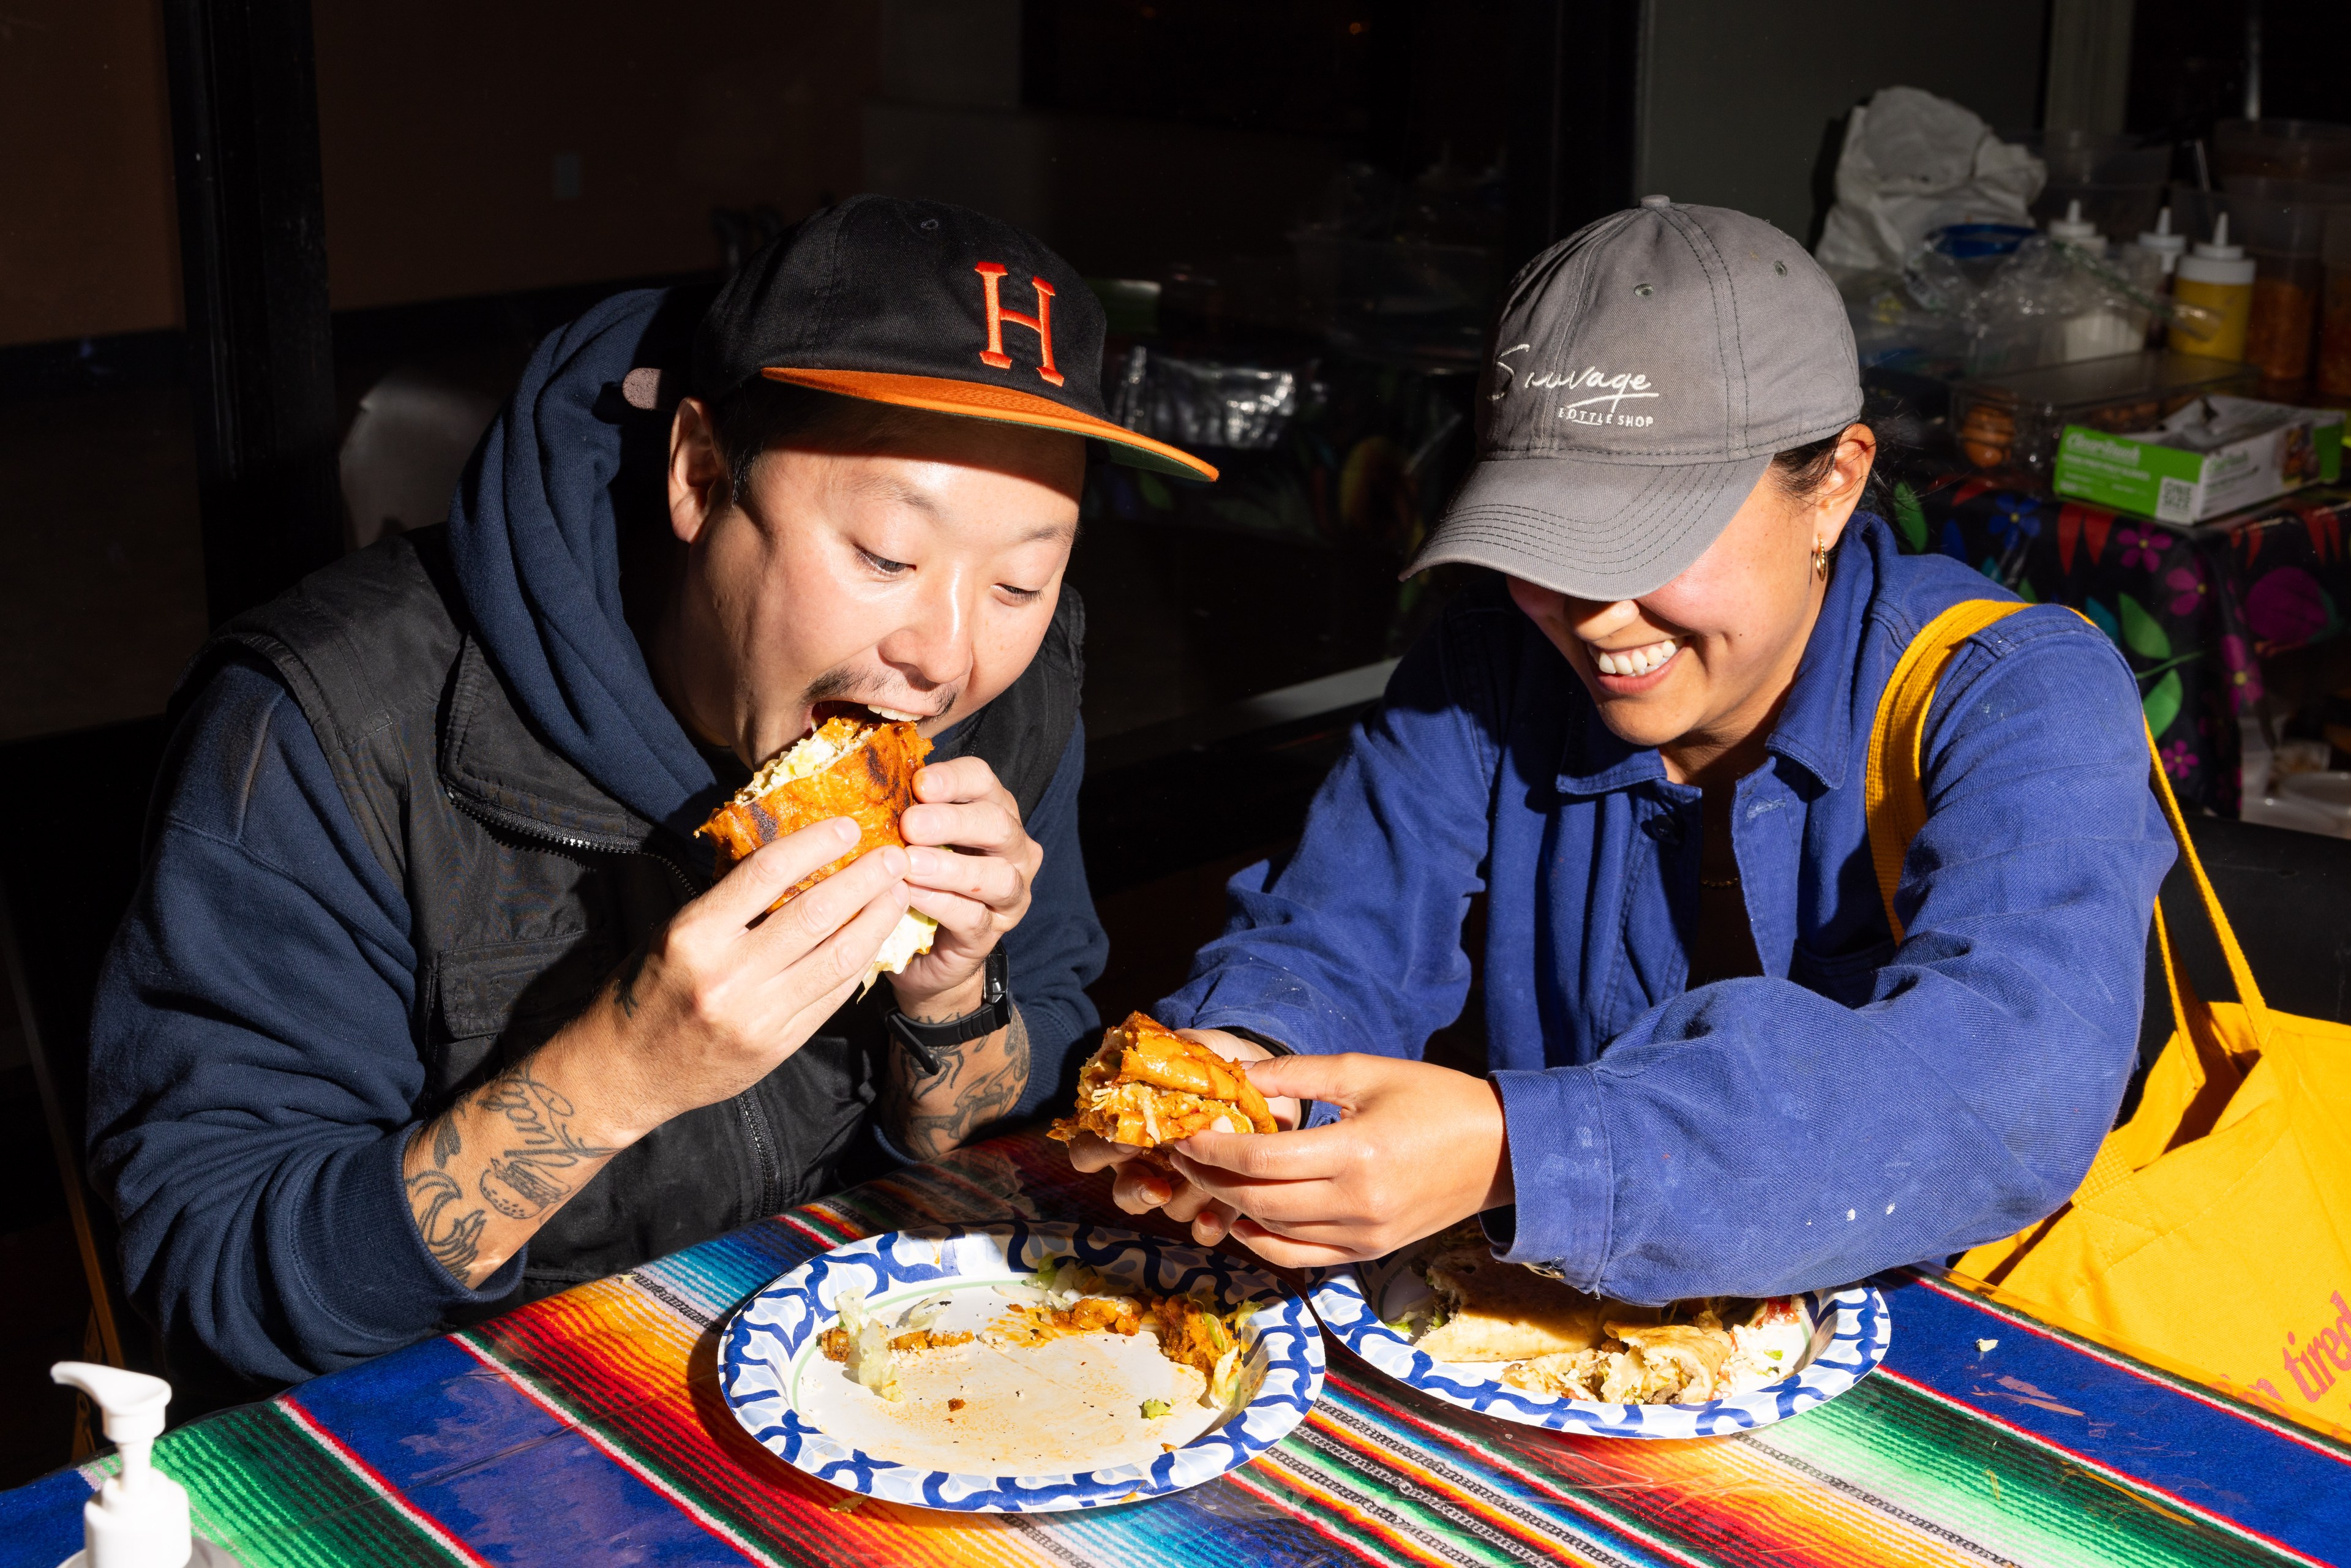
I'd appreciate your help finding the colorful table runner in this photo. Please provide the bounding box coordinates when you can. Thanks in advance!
[6,1131,2346,1567]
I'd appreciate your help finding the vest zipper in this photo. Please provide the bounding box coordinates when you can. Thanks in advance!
[444,786,785,1212]
[441,786,704,898]
[737,1092,783,1219]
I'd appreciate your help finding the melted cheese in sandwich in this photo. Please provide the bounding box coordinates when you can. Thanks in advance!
[743,716,877,798]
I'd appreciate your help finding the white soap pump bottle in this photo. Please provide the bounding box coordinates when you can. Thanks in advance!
[50,1363,234,1568]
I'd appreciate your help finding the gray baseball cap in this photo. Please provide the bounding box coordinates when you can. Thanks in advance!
[1406,196,1861,601]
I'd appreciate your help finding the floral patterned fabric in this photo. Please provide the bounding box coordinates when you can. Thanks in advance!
[1895,478,2351,814]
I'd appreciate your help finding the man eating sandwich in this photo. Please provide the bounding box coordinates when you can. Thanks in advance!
[86,197,1215,1397]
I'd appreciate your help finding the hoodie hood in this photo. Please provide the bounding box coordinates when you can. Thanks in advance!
[445,288,721,846]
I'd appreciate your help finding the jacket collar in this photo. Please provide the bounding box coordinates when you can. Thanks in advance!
[1554,708,1667,797]
[1761,512,1886,793]
[1553,512,1888,798]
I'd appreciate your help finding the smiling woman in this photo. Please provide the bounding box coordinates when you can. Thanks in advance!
[1070,198,2175,1311]
[1502,424,1879,792]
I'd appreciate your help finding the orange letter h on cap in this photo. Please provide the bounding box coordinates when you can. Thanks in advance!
[973,263,1065,386]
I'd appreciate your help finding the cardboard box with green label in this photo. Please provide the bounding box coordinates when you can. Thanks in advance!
[2052,396,2344,525]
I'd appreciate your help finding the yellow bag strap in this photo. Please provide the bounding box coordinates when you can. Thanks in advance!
[1862,599,2272,1043]
[1864,602,2023,939]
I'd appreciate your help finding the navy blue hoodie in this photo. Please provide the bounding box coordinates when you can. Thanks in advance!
[86,290,1105,1386]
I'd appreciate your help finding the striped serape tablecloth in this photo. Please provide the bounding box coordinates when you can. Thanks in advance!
[5,1131,2345,1568]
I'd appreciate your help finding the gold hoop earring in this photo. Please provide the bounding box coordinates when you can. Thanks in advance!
[1812,540,1829,579]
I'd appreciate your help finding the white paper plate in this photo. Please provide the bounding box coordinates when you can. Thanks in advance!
[719,1222,1323,1510]
[1307,1251,1888,1439]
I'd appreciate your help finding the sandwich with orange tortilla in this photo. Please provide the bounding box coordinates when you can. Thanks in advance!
[1047,1012,1278,1153]
[697,706,938,989]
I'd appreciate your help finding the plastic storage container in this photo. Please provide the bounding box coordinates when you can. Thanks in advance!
[2322,209,2351,400]
[2213,119,2351,184]
[2227,178,2347,385]
[1951,350,2258,476]
[2019,130,2172,243]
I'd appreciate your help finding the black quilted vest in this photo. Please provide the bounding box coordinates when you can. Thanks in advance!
[195,524,1081,1314]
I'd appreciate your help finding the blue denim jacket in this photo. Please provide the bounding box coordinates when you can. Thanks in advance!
[1161,514,2173,1302]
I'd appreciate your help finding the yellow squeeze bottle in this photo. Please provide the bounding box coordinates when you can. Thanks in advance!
[2167,214,2255,361]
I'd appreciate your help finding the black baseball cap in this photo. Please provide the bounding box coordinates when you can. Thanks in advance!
[693,194,1217,482]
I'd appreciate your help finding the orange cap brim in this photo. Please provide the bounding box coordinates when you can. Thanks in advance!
[760,367,1218,482]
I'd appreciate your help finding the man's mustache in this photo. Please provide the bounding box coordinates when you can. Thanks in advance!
[801,667,958,721]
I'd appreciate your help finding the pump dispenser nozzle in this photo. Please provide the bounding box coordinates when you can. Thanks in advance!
[50,1364,232,1568]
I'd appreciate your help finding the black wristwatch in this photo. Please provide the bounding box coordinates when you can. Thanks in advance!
[885,947,1011,1075]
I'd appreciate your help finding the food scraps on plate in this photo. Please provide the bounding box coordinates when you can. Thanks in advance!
[1388,1223,1815,1405]
[819,1253,1260,1409]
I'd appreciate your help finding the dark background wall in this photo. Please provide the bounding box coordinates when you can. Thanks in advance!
[313,0,882,309]
[2128,0,2351,143]
[0,0,882,347]
[15,2,2349,359]
[1638,0,2053,244]
[0,2,182,345]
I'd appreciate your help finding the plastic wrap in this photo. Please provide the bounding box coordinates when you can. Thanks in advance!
[1842,223,2191,388]
[1963,236,2115,372]
[1109,345,1306,452]
[1911,234,2178,377]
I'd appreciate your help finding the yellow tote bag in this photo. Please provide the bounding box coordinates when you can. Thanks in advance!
[1866,600,2351,1441]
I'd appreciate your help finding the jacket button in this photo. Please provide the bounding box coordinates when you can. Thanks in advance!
[1642,814,1679,844]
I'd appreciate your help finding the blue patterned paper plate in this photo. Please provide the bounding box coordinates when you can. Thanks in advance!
[720,1222,1324,1511]
[1307,1258,1889,1439]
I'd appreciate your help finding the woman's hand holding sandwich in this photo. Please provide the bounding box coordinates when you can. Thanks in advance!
[1163,1053,1514,1269]
[1065,1028,1303,1243]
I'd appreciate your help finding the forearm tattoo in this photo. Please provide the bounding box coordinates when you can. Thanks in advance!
[471,1074,617,1217]
[407,1168,486,1277]
[885,1004,1032,1163]
[612,943,649,1019]
[405,1062,618,1284]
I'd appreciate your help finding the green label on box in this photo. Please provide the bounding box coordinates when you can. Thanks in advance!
[2052,426,2207,521]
